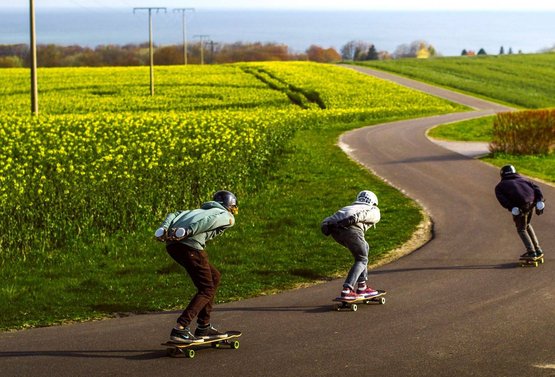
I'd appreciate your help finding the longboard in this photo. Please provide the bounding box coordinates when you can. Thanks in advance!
[519,255,544,267]
[333,290,386,311]
[162,330,242,358]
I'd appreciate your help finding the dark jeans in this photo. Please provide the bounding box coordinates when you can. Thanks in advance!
[513,204,541,252]
[166,243,221,328]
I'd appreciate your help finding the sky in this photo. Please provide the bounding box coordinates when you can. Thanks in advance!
[5,0,555,11]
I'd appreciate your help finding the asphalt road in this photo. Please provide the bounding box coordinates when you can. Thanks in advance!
[1,67,553,377]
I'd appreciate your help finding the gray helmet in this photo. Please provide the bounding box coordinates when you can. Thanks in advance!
[500,164,516,177]
[213,190,238,214]
[356,190,378,206]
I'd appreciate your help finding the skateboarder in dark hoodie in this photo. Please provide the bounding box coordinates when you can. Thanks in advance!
[495,165,545,259]
[155,190,238,343]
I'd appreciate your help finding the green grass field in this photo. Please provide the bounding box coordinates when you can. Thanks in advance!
[0,63,460,330]
[357,53,555,109]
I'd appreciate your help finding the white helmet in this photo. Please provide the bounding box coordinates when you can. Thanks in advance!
[356,190,378,206]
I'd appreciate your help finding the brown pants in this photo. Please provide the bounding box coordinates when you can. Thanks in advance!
[166,243,221,328]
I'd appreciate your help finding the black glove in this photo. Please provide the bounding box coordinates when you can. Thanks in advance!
[337,216,356,228]
[321,223,332,236]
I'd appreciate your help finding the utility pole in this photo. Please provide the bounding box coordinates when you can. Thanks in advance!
[29,0,38,115]
[194,35,210,65]
[173,8,195,65]
[208,40,218,64]
[133,7,166,95]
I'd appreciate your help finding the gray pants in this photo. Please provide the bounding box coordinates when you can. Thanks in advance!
[332,228,369,290]
[513,207,541,252]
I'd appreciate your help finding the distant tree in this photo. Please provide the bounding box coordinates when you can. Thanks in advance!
[394,40,437,59]
[37,44,64,67]
[477,48,487,55]
[378,51,392,60]
[499,46,505,55]
[508,47,513,54]
[340,40,373,61]
[365,45,379,60]
[461,49,468,56]
[306,45,341,63]
[0,44,29,62]
[0,56,23,67]
[155,45,183,65]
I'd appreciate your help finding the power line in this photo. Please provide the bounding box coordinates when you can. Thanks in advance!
[194,34,210,65]
[29,0,38,115]
[133,7,166,95]
[173,8,195,65]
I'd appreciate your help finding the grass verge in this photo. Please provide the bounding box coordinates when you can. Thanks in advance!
[0,119,423,331]
[428,117,554,183]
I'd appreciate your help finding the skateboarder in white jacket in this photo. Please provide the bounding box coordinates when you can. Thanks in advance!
[321,190,381,300]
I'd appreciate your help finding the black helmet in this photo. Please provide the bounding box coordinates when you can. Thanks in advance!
[213,190,238,214]
[500,164,516,177]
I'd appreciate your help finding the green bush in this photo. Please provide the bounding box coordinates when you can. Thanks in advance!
[490,110,555,155]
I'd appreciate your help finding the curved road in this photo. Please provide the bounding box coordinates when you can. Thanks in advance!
[1,67,554,377]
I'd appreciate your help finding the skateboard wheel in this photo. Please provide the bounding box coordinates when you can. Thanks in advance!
[378,297,386,305]
[351,304,358,312]
[334,304,341,311]
[186,349,195,358]
[231,340,240,350]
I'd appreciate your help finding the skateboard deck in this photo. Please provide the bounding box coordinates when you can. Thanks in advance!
[519,255,544,267]
[333,290,386,311]
[162,330,242,358]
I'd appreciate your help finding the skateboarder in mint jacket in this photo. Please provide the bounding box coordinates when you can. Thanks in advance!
[495,165,545,259]
[155,190,238,343]
[321,190,381,300]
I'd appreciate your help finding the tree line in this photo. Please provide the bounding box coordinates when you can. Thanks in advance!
[0,39,441,68]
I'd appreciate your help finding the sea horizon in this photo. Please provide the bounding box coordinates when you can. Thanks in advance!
[2,9,554,56]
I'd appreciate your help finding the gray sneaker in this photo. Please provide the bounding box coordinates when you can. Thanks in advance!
[170,327,204,343]
[195,324,227,339]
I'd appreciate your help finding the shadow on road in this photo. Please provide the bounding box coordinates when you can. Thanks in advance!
[0,349,166,360]
[215,305,331,314]
[384,153,474,164]
[370,263,516,275]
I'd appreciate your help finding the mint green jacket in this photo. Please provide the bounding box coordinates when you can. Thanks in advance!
[161,201,235,250]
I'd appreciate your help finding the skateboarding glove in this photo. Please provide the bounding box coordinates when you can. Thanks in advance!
[337,216,356,228]
[535,201,545,215]
[172,227,193,241]
[154,227,166,242]
[511,207,521,216]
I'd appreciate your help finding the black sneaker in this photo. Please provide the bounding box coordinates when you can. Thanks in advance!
[195,324,227,339]
[535,249,544,258]
[170,327,204,344]
[520,251,537,259]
